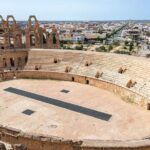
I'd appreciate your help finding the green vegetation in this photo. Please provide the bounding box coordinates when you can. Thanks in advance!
[112,40,120,46]
[108,45,113,51]
[105,23,128,40]
[62,45,72,50]
[75,44,83,50]
[129,41,134,52]
[124,41,129,46]
[96,46,107,52]
[114,50,131,55]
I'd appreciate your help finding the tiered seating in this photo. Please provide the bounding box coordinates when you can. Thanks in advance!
[24,49,150,99]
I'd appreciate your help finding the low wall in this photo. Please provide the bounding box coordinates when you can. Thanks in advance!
[1,70,149,108]
[0,125,150,150]
[0,70,150,150]
[0,125,79,150]
[0,50,28,71]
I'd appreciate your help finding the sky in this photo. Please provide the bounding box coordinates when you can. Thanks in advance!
[0,0,149,21]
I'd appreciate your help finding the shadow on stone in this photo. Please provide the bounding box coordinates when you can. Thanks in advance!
[4,87,112,121]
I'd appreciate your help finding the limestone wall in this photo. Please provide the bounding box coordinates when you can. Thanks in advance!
[0,125,150,150]
[0,70,149,108]
[18,71,150,108]
[0,50,28,71]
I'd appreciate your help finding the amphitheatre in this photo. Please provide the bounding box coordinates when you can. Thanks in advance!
[0,16,150,150]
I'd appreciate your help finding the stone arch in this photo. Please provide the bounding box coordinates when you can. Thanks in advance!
[47,26,60,49]
[9,36,15,48]
[26,16,43,48]
[0,16,5,47]
[6,15,16,27]
[30,34,36,46]
[52,33,57,44]
[43,32,47,44]
[28,16,39,29]
[10,57,15,67]
[25,56,28,63]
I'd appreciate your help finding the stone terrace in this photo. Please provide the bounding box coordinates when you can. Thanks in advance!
[24,49,150,101]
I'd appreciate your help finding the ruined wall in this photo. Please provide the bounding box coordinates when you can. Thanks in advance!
[47,26,60,49]
[0,50,28,71]
[25,16,44,49]
[25,16,60,49]
[0,124,150,150]
[0,15,60,50]
[0,15,22,49]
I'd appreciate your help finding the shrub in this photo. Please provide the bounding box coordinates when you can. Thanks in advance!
[124,41,129,46]
[114,50,131,55]
[108,45,113,51]
[74,45,83,50]
[113,41,120,46]
[129,42,134,52]
[96,46,107,52]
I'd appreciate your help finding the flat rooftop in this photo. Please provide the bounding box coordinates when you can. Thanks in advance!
[0,79,150,141]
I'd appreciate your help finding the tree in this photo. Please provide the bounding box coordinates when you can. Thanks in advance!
[96,46,107,52]
[113,40,120,46]
[100,46,106,51]
[124,41,129,46]
[60,43,63,48]
[75,44,83,50]
[97,36,100,41]
[129,42,134,52]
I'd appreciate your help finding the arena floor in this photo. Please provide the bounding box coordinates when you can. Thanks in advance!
[0,79,150,141]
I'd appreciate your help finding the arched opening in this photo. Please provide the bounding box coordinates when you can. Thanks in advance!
[43,33,47,44]
[30,18,36,27]
[147,103,150,110]
[10,37,14,48]
[10,58,15,67]
[21,32,26,47]
[30,34,35,46]
[25,56,28,63]
[0,29,4,34]
[72,77,75,82]
[53,33,57,44]
[86,79,89,85]
[28,16,39,29]
[7,16,16,28]
[1,46,4,50]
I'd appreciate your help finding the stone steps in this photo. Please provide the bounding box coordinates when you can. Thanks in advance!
[24,50,150,99]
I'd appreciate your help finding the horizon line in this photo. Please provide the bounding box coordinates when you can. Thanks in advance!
[16,19,150,22]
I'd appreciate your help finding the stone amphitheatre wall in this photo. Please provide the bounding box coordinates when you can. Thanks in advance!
[0,50,28,71]
[0,70,149,108]
[0,110,150,150]
[0,72,150,149]
[24,49,150,106]
[0,50,150,149]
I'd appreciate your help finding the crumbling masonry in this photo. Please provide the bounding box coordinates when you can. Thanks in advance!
[0,15,60,50]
